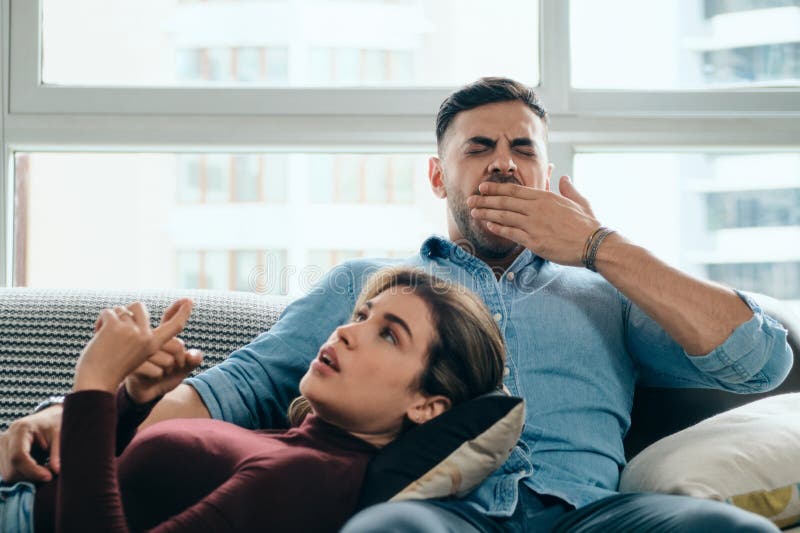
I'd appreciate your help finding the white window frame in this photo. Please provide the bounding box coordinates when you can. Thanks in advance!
[2,0,800,286]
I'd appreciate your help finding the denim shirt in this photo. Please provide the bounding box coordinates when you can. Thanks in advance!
[187,235,793,515]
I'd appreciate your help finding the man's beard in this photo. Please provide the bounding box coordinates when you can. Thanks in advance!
[447,173,523,260]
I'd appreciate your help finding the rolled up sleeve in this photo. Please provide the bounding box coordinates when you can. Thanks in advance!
[687,291,793,392]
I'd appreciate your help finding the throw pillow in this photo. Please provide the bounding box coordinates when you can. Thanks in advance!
[620,393,800,529]
[356,391,525,510]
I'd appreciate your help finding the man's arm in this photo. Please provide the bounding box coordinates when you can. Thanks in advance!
[594,233,752,356]
[138,383,210,431]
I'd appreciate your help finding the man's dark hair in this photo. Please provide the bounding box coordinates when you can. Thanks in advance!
[435,77,548,153]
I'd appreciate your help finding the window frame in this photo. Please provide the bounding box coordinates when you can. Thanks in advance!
[2,0,800,287]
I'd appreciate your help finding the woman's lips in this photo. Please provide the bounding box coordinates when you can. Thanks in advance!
[312,345,340,374]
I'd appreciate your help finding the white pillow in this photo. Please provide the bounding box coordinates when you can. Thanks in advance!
[620,393,800,529]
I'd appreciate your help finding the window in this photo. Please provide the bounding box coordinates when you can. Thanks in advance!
[12,151,440,296]
[3,0,799,317]
[575,151,800,313]
[704,0,800,18]
[39,0,540,88]
[570,0,800,89]
[707,262,800,300]
[706,189,800,229]
[177,154,289,204]
[176,249,288,294]
[308,154,421,205]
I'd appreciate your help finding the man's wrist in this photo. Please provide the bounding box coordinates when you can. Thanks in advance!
[591,232,629,273]
[120,383,162,410]
[581,227,616,272]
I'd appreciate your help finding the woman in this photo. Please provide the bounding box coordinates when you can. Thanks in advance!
[28,267,505,532]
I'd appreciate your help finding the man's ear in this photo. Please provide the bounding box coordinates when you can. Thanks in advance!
[428,157,447,199]
[407,394,452,425]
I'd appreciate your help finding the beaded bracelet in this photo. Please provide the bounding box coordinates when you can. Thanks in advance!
[581,226,615,272]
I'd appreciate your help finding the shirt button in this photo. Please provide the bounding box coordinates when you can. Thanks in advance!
[503,366,510,377]
[506,272,515,281]
[493,313,503,322]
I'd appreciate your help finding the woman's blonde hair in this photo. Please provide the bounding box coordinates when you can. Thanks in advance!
[288,266,506,427]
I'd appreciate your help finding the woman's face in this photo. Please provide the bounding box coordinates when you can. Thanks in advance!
[299,288,439,443]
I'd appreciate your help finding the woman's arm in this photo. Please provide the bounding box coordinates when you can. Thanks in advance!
[57,302,193,532]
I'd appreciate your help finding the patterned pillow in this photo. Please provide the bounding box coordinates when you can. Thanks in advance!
[356,392,525,510]
[620,393,800,529]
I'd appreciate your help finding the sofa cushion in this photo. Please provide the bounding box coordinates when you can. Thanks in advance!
[620,393,800,529]
[356,391,525,509]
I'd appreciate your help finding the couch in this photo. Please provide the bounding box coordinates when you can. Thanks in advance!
[1,287,798,526]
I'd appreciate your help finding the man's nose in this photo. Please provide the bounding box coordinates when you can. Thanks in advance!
[488,148,517,175]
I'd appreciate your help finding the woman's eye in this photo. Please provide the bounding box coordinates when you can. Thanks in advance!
[354,312,366,322]
[381,327,398,345]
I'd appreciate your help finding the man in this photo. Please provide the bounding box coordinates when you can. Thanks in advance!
[1,78,792,531]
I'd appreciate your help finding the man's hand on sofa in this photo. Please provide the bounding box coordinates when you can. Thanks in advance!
[0,404,63,483]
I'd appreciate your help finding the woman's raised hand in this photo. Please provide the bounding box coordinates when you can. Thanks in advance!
[124,299,204,404]
[73,299,194,395]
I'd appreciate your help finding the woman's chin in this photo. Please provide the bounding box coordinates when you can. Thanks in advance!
[298,372,314,397]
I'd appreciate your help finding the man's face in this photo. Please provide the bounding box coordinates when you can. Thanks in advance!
[429,100,553,260]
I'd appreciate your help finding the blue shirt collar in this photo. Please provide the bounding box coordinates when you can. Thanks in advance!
[419,235,542,274]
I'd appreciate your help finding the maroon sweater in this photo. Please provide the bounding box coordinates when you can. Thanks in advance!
[35,390,376,532]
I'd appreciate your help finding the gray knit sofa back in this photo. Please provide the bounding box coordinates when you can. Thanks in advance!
[0,288,287,430]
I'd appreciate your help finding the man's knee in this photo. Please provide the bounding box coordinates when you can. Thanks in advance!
[556,493,780,533]
[676,499,779,533]
[341,501,479,533]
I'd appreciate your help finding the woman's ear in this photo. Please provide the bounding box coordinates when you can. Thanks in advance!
[407,394,452,425]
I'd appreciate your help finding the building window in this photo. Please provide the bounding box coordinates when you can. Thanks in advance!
[177,249,288,294]
[309,48,415,85]
[707,262,800,299]
[177,154,288,204]
[703,43,800,85]
[203,251,230,290]
[177,47,289,84]
[233,155,261,202]
[706,188,800,229]
[704,0,800,18]
[205,154,231,203]
[308,154,416,204]
[177,156,203,203]
[176,251,202,289]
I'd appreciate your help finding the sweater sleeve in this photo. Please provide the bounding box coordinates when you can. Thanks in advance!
[58,390,131,533]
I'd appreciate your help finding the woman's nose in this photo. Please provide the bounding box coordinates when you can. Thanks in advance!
[335,322,358,348]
